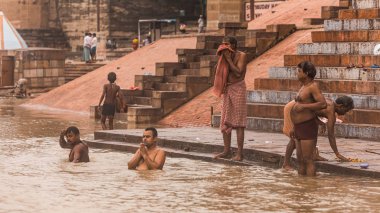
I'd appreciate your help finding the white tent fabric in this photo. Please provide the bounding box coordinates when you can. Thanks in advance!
[0,11,28,50]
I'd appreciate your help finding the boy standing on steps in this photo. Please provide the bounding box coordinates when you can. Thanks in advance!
[98,72,125,130]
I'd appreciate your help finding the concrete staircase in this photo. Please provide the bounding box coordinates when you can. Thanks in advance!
[17,29,71,50]
[64,63,106,83]
[213,0,380,141]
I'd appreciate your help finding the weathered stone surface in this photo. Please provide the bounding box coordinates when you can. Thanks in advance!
[284,54,380,67]
[213,115,380,141]
[247,90,380,110]
[268,66,380,81]
[311,30,380,42]
[254,78,380,95]
[324,19,380,31]
[297,42,379,55]
[351,0,380,9]
[339,8,380,19]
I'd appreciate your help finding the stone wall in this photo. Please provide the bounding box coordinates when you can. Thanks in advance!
[14,49,66,89]
[109,0,201,47]
[0,0,59,29]
[207,0,244,30]
[57,0,110,52]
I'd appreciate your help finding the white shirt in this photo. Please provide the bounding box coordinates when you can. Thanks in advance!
[91,37,97,48]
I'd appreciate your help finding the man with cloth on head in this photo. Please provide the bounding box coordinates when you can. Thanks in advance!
[213,36,247,161]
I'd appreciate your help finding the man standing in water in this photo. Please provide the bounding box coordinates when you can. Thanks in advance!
[98,72,124,130]
[59,126,89,163]
[213,36,247,161]
[283,96,354,169]
[290,61,327,176]
[128,127,166,170]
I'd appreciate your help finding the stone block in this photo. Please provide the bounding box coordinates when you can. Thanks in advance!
[58,77,65,85]
[339,0,351,7]
[311,31,373,42]
[352,0,379,9]
[268,66,380,81]
[324,19,380,31]
[247,90,380,110]
[155,62,184,76]
[135,75,163,90]
[36,69,44,77]
[254,78,380,94]
[297,42,378,55]
[266,24,296,38]
[284,54,380,67]
[256,38,276,54]
[304,18,325,25]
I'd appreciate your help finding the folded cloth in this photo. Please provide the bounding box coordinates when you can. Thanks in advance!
[213,44,234,97]
[283,100,296,138]
[220,80,247,134]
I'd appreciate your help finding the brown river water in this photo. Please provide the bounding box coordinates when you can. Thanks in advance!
[0,97,379,213]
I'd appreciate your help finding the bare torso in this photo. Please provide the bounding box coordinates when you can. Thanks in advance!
[136,148,161,171]
[69,142,90,162]
[227,51,246,84]
[103,83,120,105]
[291,82,318,124]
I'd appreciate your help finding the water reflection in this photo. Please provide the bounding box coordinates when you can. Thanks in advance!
[0,98,380,212]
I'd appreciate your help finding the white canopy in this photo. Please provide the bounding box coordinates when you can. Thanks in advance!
[0,11,28,50]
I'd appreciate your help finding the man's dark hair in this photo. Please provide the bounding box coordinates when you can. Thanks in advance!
[223,36,238,48]
[93,33,96,37]
[66,126,80,135]
[297,61,317,79]
[336,96,354,110]
[108,72,117,83]
[145,127,158,138]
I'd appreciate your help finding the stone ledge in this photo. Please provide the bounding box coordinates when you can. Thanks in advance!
[247,90,380,110]
[87,128,380,178]
[212,115,380,142]
[268,66,380,81]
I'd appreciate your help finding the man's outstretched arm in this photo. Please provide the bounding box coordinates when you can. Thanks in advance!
[327,119,349,161]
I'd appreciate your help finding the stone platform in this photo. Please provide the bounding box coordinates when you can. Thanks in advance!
[85,127,380,178]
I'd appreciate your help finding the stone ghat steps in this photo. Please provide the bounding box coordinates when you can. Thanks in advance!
[268,66,380,81]
[64,63,106,83]
[86,139,251,166]
[248,90,380,110]
[212,115,380,141]
[324,19,380,31]
[311,30,380,42]
[87,129,380,178]
[284,54,380,67]
[351,0,380,9]
[246,103,380,125]
[339,8,380,19]
[297,42,380,55]
[254,78,380,95]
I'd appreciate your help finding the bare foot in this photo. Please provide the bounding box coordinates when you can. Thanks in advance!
[282,164,294,170]
[214,151,231,159]
[232,154,243,161]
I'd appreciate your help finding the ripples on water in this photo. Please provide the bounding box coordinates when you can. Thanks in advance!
[0,98,379,212]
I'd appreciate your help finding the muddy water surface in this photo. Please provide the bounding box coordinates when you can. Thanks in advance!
[1,98,379,212]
